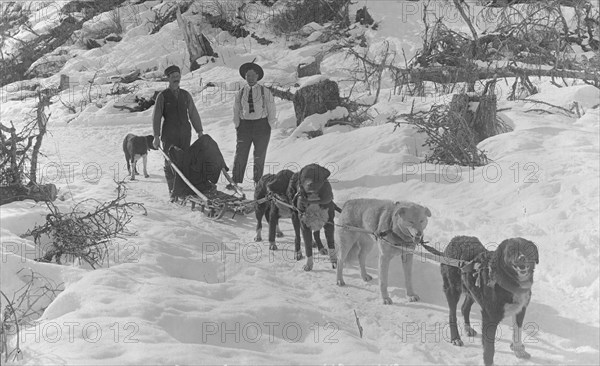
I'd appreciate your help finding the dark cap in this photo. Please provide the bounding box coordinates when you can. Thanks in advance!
[164,65,181,77]
[239,62,264,80]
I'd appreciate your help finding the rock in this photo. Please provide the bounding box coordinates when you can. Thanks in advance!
[293,79,340,126]
[105,33,122,42]
[300,22,323,36]
[84,38,102,49]
[355,6,374,26]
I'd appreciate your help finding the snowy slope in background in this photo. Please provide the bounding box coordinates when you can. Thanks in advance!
[1,0,598,365]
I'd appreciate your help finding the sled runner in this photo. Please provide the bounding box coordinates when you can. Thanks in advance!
[158,135,258,219]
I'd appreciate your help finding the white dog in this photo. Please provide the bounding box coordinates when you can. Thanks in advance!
[336,199,431,304]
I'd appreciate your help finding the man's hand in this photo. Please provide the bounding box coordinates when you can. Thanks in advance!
[153,136,160,149]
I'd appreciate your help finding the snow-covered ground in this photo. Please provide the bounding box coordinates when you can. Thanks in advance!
[1,1,599,365]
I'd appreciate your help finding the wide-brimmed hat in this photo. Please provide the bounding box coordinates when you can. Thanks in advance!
[164,65,181,77]
[239,62,264,80]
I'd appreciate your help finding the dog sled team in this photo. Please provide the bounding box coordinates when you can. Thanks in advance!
[124,64,540,366]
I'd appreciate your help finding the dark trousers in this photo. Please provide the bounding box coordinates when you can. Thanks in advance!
[162,133,191,192]
[232,118,271,184]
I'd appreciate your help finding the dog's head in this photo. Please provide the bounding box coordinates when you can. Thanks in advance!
[392,202,432,244]
[298,164,330,198]
[497,238,539,282]
[267,169,294,196]
[145,135,157,150]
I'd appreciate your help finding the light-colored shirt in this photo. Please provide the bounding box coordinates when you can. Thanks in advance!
[233,84,276,128]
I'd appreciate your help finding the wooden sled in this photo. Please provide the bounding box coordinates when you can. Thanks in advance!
[159,147,257,220]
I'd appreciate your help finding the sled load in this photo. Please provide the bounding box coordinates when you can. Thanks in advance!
[161,134,257,219]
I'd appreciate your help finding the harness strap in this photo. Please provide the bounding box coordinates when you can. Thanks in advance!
[267,194,467,268]
[337,221,468,268]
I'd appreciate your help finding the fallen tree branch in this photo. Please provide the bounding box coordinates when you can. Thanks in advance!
[520,98,577,116]
[399,65,600,85]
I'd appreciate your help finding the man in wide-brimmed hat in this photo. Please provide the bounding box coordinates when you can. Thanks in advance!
[152,65,204,198]
[229,61,276,189]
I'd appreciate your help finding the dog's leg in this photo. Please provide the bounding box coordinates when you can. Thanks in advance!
[378,243,393,304]
[142,154,149,178]
[401,252,420,302]
[254,203,265,242]
[292,212,303,260]
[302,225,314,271]
[442,268,464,346]
[481,312,499,366]
[358,239,373,282]
[314,231,327,255]
[267,206,279,250]
[510,309,531,359]
[125,155,131,176]
[133,155,140,175]
[336,231,353,286]
[130,159,136,180]
[324,216,336,267]
[276,224,284,238]
[462,295,477,337]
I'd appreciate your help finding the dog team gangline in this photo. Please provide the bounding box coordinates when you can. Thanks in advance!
[159,147,474,271]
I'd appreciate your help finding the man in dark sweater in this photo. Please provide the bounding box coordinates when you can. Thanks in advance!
[152,65,204,196]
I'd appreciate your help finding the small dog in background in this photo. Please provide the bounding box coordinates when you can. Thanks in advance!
[123,134,156,180]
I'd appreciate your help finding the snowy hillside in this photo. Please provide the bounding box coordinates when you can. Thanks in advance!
[1,1,599,365]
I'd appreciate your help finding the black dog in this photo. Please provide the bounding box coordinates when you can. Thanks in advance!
[123,134,156,180]
[440,236,539,366]
[254,170,292,245]
[290,163,339,271]
[254,169,329,254]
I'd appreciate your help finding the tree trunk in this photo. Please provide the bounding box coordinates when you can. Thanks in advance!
[448,94,471,128]
[472,95,497,143]
[0,184,58,206]
[297,59,321,78]
[177,8,214,71]
[293,79,340,126]
[447,93,499,144]
[59,74,70,91]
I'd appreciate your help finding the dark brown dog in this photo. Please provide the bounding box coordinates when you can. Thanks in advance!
[440,236,539,366]
[290,163,339,271]
[123,134,156,180]
[254,170,293,244]
[254,169,329,254]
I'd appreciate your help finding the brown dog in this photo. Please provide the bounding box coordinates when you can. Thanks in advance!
[440,236,539,366]
[290,164,338,271]
[123,134,156,180]
[254,169,332,256]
